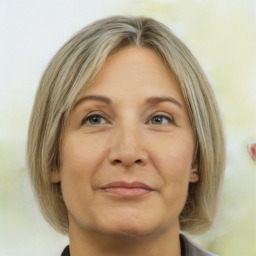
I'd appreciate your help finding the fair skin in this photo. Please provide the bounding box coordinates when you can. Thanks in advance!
[52,47,198,256]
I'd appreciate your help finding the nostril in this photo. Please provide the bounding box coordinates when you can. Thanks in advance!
[113,159,122,165]
[111,158,143,166]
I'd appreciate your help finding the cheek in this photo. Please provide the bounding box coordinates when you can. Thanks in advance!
[59,133,107,178]
[150,134,194,176]
[149,134,194,200]
[58,134,107,210]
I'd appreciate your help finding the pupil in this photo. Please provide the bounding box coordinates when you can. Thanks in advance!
[91,116,100,123]
[154,117,162,123]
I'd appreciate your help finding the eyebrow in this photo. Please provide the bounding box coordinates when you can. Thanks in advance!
[146,96,183,109]
[74,95,112,109]
[74,95,183,110]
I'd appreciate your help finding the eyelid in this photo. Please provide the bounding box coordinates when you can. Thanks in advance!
[147,112,176,125]
[80,111,176,126]
[81,111,110,125]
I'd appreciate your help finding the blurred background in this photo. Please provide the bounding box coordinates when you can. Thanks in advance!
[0,0,255,255]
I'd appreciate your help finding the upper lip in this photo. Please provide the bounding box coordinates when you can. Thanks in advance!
[100,181,154,190]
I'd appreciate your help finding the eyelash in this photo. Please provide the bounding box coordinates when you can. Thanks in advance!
[81,113,175,126]
[81,113,108,126]
[147,114,175,125]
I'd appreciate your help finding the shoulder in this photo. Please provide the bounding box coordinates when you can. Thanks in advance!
[180,233,218,256]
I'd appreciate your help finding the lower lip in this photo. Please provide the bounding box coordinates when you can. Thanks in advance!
[101,187,153,197]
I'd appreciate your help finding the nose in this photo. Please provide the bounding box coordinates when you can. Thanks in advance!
[108,124,148,167]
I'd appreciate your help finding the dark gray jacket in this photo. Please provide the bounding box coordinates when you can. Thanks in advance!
[180,233,218,256]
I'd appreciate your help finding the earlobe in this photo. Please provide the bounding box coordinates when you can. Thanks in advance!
[51,169,61,183]
[189,168,199,183]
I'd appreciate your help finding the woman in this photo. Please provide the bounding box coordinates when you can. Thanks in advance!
[27,16,226,256]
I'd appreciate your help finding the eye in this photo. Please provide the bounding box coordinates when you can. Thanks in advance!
[149,114,174,125]
[82,114,107,125]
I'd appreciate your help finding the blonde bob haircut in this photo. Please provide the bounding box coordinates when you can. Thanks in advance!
[27,15,225,235]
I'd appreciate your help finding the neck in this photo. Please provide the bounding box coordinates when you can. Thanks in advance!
[68,221,181,256]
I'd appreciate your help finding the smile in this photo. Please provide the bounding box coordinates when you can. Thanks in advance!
[99,181,155,198]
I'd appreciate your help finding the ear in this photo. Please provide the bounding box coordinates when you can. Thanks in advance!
[189,167,199,183]
[51,168,61,183]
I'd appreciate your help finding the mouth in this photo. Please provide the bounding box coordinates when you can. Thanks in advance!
[99,181,155,198]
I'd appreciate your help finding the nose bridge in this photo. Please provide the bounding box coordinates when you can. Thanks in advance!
[109,117,147,166]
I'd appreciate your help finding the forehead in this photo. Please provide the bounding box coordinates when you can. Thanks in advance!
[79,47,184,104]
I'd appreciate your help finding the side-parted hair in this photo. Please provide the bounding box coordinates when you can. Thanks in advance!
[27,16,225,234]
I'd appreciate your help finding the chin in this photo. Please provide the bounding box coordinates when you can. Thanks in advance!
[110,225,152,237]
[98,216,169,239]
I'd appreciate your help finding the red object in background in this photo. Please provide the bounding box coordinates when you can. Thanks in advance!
[247,143,256,161]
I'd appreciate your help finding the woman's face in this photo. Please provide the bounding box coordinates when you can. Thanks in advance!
[52,47,198,238]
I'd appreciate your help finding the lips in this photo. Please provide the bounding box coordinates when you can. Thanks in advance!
[99,181,155,197]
